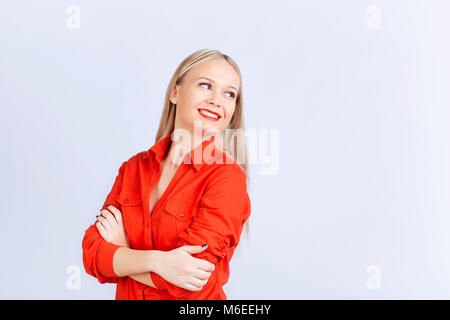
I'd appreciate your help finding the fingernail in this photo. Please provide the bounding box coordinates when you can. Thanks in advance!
[202,244,208,247]
[106,205,111,207]
[96,215,99,218]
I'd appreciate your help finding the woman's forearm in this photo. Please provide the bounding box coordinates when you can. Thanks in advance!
[112,247,161,277]
[115,248,158,287]
[129,273,157,288]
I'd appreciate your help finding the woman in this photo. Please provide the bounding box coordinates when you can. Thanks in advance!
[82,49,251,300]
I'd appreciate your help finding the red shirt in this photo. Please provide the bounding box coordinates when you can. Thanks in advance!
[82,134,251,300]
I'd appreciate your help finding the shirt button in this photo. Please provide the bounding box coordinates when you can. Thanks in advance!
[180,213,184,217]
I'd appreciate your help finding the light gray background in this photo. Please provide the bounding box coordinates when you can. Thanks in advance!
[1,0,449,299]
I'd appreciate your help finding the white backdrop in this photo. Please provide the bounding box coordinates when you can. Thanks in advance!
[1,0,449,299]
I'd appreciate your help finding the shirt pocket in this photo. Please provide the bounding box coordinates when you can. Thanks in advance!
[163,199,195,235]
[117,189,142,207]
[117,189,143,246]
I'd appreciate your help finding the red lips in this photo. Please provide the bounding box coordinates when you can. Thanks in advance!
[198,108,222,119]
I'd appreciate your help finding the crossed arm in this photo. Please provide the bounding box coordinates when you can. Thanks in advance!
[94,204,213,291]
[95,205,158,287]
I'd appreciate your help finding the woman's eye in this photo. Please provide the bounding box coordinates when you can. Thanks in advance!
[200,82,236,99]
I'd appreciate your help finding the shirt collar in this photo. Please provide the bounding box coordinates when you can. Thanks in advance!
[144,133,217,171]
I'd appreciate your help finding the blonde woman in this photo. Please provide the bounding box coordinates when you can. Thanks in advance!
[82,49,251,300]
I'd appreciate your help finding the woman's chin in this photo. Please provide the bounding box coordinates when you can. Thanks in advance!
[189,117,223,136]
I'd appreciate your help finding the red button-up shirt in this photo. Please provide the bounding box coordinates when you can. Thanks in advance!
[82,134,251,300]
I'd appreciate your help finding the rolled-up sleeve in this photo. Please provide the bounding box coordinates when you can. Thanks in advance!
[150,165,251,298]
[82,161,127,284]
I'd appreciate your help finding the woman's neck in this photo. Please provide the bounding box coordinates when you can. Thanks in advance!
[164,131,208,169]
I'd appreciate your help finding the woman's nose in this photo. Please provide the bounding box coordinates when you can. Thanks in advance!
[206,94,221,107]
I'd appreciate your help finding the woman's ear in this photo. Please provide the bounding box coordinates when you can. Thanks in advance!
[170,85,178,104]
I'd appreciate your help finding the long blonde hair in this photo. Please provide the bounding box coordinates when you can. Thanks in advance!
[155,49,250,242]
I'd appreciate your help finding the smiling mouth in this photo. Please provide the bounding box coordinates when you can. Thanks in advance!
[197,108,221,121]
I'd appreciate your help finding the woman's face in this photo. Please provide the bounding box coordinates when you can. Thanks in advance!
[171,58,240,138]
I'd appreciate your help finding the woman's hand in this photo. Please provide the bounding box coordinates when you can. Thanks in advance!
[153,245,215,291]
[95,205,130,248]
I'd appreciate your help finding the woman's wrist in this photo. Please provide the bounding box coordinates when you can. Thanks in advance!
[146,249,164,273]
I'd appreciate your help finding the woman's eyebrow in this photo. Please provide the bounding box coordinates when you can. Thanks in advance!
[196,76,238,92]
